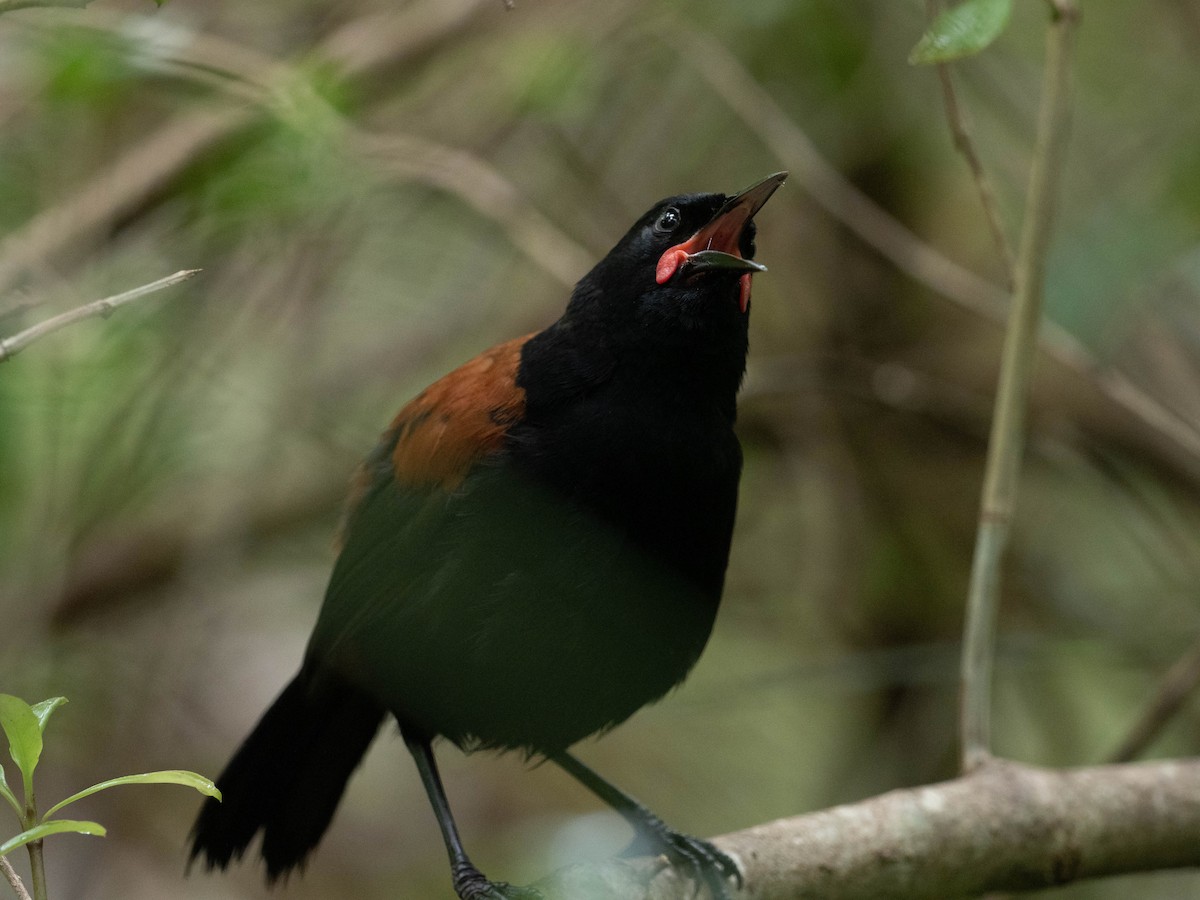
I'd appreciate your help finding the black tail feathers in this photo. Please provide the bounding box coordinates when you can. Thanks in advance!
[189,667,384,882]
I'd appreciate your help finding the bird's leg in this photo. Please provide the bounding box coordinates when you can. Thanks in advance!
[552,752,742,900]
[402,729,541,900]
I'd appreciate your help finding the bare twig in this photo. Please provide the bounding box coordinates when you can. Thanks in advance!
[926,0,1017,285]
[1110,634,1200,763]
[0,269,199,363]
[0,857,32,900]
[960,1,1079,772]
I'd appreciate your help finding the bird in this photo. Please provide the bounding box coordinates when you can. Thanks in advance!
[189,171,787,900]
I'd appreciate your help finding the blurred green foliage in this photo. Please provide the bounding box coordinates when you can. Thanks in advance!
[2,1,1200,898]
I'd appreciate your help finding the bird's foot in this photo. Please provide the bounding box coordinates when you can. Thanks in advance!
[452,860,542,900]
[624,814,742,900]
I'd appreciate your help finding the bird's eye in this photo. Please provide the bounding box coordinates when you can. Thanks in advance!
[653,207,681,233]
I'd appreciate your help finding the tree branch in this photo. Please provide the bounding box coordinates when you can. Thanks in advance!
[1110,632,1200,763]
[926,0,1016,285]
[0,269,199,363]
[532,758,1200,899]
[959,0,1078,771]
[0,857,32,900]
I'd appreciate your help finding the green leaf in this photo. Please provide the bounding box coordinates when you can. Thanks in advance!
[0,766,19,819]
[0,820,106,858]
[29,698,67,735]
[0,696,42,802]
[909,0,1013,65]
[43,770,221,819]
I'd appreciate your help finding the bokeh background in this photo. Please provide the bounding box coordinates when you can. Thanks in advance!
[2,1,1200,898]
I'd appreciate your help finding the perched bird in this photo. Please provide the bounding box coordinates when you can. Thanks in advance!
[190,172,787,900]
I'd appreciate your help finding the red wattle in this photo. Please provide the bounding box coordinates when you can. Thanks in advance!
[738,274,752,313]
[656,249,688,285]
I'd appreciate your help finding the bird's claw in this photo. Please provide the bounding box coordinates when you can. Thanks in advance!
[452,860,542,900]
[629,815,742,899]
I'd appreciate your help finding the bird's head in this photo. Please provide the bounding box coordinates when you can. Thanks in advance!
[525,173,787,410]
[567,172,787,339]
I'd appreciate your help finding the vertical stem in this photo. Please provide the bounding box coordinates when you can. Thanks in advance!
[20,784,46,900]
[24,843,44,900]
[959,0,1079,773]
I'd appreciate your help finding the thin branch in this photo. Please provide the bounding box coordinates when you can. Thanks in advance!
[1110,633,1200,763]
[0,0,88,13]
[669,27,1011,323]
[0,269,199,363]
[960,1,1078,771]
[353,132,593,289]
[0,857,32,900]
[534,758,1200,899]
[926,0,1016,285]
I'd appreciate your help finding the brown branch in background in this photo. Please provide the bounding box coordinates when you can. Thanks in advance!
[533,758,1200,899]
[0,857,32,900]
[13,8,595,292]
[1110,634,1200,763]
[0,110,247,302]
[0,269,199,363]
[355,132,593,289]
[925,0,1016,286]
[0,0,495,299]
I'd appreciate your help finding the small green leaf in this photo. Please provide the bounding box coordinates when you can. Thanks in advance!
[43,770,221,819]
[0,766,19,818]
[910,0,1013,65]
[0,696,43,801]
[0,820,106,858]
[30,698,67,735]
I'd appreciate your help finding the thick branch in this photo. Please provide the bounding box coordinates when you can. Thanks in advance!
[534,758,1200,899]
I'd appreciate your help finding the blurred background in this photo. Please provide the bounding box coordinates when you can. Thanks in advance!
[2,1,1200,897]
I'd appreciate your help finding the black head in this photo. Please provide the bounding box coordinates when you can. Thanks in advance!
[567,172,787,339]
[521,173,786,416]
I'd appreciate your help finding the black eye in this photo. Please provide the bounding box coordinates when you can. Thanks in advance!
[653,207,681,233]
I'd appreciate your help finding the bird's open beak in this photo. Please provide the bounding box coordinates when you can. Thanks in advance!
[655,172,788,286]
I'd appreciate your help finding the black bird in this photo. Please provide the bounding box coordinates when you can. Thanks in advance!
[190,172,787,900]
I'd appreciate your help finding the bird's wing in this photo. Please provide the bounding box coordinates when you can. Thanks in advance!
[307,334,532,676]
